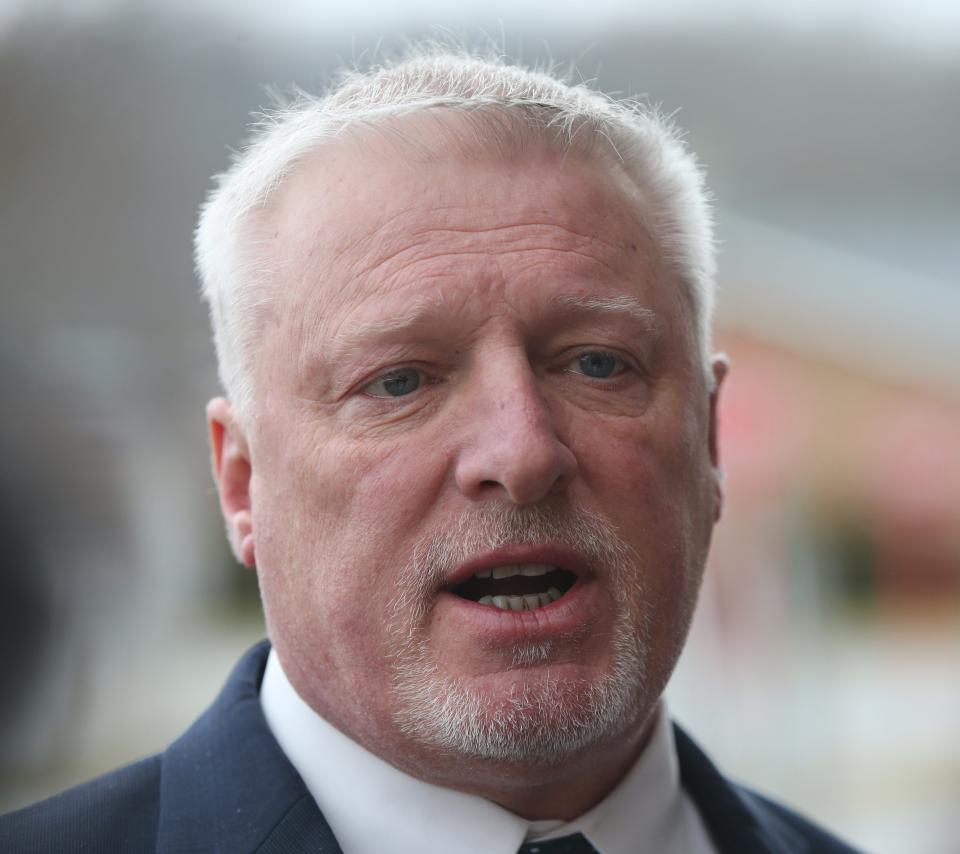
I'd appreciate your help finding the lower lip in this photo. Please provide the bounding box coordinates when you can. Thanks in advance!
[434,577,600,640]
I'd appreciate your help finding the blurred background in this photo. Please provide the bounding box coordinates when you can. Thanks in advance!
[1,1,957,851]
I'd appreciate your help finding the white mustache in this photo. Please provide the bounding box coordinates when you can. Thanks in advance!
[392,504,639,625]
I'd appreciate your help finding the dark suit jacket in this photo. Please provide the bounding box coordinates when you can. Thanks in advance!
[0,641,861,853]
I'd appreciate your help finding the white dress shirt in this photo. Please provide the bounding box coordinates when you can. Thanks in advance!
[261,650,718,854]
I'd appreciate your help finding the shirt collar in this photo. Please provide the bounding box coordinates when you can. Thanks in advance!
[536,703,686,853]
[260,648,698,854]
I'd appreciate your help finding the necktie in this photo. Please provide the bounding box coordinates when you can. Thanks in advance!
[518,833,598,854]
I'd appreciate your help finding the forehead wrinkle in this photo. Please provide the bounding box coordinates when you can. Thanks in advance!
[361,245,628,294]
[325,200,427,267]
[350,218,632,285]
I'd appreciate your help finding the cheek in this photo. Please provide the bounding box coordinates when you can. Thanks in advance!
[252,436,399,673]
[575,412,694,505]
[588,418,708,643]
[255,425,449,599]
[325,433,452,544]
[576,406,713,566]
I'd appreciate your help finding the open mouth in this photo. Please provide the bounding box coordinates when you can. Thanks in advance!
[452,564,578,612]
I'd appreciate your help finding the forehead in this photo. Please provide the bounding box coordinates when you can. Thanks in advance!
[257,119,676,342]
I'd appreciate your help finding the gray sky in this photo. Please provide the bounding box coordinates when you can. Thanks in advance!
[3,0,960,50]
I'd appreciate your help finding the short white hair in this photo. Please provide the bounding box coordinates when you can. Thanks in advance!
[195,49,717,416]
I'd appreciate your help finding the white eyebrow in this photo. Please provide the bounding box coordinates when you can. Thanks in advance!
[321,291,660,367]
[318,293,460,366]
[316,294,460,370]
[550,294,661,334]
[336,294,458,342]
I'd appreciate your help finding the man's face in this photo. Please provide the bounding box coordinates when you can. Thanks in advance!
[217,126,723,790]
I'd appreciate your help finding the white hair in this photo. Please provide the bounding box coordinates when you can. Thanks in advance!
[195,49,717,417]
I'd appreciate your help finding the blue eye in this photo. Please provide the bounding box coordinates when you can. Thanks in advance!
[365,368,422,397]
[576,352,620,379]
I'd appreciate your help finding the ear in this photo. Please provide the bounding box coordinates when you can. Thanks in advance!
[207,397,256,568]
[707,355,729,523]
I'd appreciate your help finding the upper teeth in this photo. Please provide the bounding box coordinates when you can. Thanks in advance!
[475,563,554,580]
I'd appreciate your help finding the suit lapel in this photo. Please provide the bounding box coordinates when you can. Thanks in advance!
[674,724,806,854]
[156,641,342,853]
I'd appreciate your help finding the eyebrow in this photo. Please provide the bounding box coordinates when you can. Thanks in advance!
[321,291,660,366]
[548,294,660,335]
[320,294,461,364]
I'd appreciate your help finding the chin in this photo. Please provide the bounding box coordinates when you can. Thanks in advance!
[391,629,650,766]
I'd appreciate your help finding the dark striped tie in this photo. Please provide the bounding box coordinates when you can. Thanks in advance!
[518,833,598,853]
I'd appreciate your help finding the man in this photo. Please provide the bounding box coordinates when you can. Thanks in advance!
[1,51,858,853]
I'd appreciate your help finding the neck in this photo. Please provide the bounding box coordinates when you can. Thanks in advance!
[420,710,658,821]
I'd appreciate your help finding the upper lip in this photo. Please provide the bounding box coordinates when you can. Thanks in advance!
[444,545,591,590]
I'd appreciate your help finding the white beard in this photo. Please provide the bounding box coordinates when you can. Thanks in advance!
[387,505,655,765]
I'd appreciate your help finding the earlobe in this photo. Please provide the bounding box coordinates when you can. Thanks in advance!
[206,397,256,568]
[707,355,729,522]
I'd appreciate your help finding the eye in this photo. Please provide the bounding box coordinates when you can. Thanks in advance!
[363,367,423,398]
[568,351,625,379]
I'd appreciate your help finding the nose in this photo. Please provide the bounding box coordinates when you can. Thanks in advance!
[453,367,578,506]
